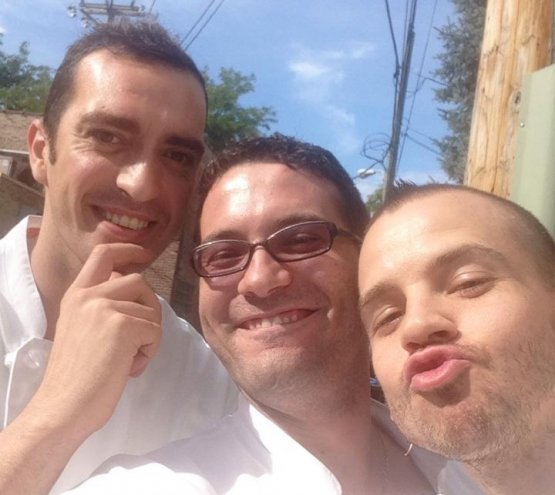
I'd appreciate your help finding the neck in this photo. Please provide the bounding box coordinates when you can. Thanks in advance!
[465,408,555,495]
[30,225,77,340]
[253,376,383,494]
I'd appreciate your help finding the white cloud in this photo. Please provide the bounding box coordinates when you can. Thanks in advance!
[324,105,355,127]
[287,42,375,160]
[0,25,5,35]
[321,42,376,61]
[289,60,337,82]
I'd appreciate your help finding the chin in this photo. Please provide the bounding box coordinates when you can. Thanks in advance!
[391,394,523,462]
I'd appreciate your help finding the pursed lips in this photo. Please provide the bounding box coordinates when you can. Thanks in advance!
[403,346,472,392]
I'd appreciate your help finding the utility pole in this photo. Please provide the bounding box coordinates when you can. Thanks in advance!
[383,0,417,199]
[465,0,552,197]
[67,1,153,26]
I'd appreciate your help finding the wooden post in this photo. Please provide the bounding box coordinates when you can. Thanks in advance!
[465,0,552,197]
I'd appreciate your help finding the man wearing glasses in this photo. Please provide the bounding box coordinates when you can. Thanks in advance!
[65,135,476,494]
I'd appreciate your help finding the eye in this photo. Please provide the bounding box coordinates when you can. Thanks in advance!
[275,228,328,255]
[89,129,122,145]
[163,149,197,171]
[449,273,494,298]
[201,244,247,270]
[372,307,403,336]
[289,232,322,246]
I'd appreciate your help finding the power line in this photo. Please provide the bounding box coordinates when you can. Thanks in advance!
[404,132,440,155]
[184,0,227,49]
[408,125,438,142]
[398,0,438,166]
[181,0,218,46]
[356,0,401,181]
[383,0,418,199]
[383,0,401,80]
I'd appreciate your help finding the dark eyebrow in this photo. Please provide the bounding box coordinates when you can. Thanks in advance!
[428,243,510,271]
[166,135,205,157]
[77,111,205,157]
[358,282,397,312]
[77,111,140,134]
[199,214,333,244]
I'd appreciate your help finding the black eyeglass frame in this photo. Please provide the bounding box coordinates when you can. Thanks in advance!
[191,220,361,278]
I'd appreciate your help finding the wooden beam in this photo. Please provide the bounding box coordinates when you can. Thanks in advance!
[465,0,552,197]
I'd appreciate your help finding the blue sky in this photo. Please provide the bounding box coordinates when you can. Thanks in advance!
[0,0,455,200]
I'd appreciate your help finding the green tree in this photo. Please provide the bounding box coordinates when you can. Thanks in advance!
[204,68,276,152]
[0,38,275,149]
[433,0,486,183]
[365,186,384,217]
[0,36,53,112]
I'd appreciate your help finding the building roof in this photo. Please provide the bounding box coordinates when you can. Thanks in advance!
[0,110,40,152]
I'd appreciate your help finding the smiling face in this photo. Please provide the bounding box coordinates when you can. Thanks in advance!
[198,162,368,405]
[30,49,206,274]
[358,191,555,461]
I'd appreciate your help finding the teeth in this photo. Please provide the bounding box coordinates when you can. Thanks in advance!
[248,312,301,330]
[105,211,148,230]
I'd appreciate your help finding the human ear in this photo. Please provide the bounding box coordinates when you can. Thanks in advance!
[28,119,52,186]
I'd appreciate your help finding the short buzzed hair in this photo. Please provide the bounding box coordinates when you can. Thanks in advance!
[369,182,555,288]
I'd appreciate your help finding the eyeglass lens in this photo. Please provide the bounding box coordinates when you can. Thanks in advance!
[195,222,334,276]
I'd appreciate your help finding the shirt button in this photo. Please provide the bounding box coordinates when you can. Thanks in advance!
[26,348,47,369]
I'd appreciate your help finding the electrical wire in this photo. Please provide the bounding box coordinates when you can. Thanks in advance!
[383,0,401,80]
[184,0,227,49]
[398,0,438,166]
[181,0,218,46]
[404,132,440,155]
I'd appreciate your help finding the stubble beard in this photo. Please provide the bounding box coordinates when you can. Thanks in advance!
[389,381,527,463]
[388,335,555,465]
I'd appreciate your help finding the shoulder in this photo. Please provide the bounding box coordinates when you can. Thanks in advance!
[65,409,252,495]
[63,454,218,495]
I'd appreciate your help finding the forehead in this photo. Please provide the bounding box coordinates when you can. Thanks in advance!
[71,50,205,110]
[200,162,345,237]
[360,191,523,278]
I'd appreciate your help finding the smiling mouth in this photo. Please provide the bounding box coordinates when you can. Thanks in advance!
[243,309,313,330]
[105,211,149,230]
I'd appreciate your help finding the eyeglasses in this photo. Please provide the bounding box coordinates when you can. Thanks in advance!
[192,220,361,278]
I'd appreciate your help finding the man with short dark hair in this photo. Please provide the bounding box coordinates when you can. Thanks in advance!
[0,21,236,495]
[359,183,555,495]
[65,136,476,495]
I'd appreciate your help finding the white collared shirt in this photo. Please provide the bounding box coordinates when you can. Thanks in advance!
[63,395,482,494]
[0,216,238,494]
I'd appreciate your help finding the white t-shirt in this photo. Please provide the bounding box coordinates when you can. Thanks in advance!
[64,395,482,495]
[0,216,239,494]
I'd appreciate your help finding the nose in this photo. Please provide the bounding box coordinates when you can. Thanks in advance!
[116,158,160,202]
[399,296,459,354]
[237,246,293,298]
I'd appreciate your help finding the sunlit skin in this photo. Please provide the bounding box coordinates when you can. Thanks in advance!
[196,162,436,494]
[29,49,206,283]
[198,162,369,407]
[0,47,209,495]
[359,190,555,494]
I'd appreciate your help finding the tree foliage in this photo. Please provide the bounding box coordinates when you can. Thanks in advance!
[0,36,53,113]
[0,39,275,150]
[365,186,384,217]
[433,0,486,183]
[204,68,276,152]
